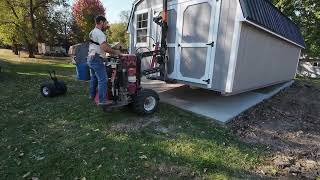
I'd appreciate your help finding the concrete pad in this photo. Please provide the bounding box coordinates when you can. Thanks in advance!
[142,80,294,123]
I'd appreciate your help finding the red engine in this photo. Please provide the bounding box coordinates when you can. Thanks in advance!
[120,55,139,94]
[94,55,140,104]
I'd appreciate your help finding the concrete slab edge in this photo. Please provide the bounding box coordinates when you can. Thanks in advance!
[225,80,295,123]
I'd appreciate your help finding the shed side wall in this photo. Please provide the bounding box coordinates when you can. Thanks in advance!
[232,23,300,93]
[211,0,237,92]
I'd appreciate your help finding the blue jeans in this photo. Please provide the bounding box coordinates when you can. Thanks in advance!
[87,54,107,103]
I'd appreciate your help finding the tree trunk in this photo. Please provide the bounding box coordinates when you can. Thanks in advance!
[13,45,19,55]
[27,43,35,58]
[12,38,19,55]
[28,0,36,58]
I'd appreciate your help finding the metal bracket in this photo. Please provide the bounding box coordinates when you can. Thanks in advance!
[206,41,215,47]
[203,79,210,84]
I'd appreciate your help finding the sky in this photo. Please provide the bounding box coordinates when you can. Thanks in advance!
[69,0,135,23]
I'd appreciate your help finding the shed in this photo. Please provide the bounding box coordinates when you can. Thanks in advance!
[128,0,305,95]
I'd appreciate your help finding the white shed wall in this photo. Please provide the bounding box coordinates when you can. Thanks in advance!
[231,23,301,94]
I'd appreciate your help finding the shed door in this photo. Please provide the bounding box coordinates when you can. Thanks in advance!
[176,0,216,85]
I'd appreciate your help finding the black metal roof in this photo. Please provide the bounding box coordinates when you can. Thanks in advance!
[239,0,305,48]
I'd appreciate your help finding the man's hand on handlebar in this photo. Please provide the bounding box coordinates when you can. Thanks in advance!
[100,42,123,57]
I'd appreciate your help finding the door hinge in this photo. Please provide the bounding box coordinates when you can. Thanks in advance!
[206,41,215,47]
[203,79,210,84]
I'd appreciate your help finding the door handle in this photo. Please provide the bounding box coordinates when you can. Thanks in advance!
[206,41,215,47]
[178,44,181,47]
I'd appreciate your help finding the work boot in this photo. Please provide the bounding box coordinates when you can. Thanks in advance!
[89,96,95,101]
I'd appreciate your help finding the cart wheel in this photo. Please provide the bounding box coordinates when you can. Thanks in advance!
[40,83,55,97]
[133,89,159,115]
[57,81,67,94]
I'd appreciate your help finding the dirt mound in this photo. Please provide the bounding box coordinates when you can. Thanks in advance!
[229,80,320,179]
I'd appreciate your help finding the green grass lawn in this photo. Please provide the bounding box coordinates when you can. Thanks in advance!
[0,49,263,179]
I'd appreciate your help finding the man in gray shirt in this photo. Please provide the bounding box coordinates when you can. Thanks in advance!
[87,15,121,105]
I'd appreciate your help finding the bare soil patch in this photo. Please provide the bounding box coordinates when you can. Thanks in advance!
[229,80,320,179]
[107,116,162,133]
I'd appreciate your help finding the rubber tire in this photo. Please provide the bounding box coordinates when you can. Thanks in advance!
[133,89,159,115]
[57,81,67,94]
[40,83,56,97]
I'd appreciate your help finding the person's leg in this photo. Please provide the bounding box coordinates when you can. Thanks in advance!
[94,60,107,104]
[87,57,98,100]
[89,67,98,99]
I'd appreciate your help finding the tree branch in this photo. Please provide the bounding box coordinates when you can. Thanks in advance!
[4,0,20,20]
[33,0,50,11]
[0,20,25,33]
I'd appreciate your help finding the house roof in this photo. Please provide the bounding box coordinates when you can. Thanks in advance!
[239,0,305,48]
[127,0,140,30]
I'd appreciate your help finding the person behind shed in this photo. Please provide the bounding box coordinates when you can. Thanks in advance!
[87,15,122,105]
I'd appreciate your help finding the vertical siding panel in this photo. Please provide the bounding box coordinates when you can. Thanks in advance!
[212,0,238,91]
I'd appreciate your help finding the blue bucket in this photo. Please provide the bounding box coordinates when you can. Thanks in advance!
[76,63,90,81]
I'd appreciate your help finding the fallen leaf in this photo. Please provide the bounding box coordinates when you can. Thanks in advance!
[97,164,102,169]
[81,177,86,180]
[144,162,151,168]
[22,172,31,178]
[101,147,106,152]
[203,168,208,173]
[19,152,24,157]
[35,156,45,161]
[139,155,147,160]
[32,177,39,180]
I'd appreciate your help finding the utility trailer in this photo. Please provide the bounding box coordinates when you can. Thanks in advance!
[128,0,305,95]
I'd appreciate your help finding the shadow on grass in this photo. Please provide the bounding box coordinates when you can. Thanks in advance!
[0,58,75,77]
[0,71,265,179]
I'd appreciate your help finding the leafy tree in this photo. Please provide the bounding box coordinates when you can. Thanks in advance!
[273,0,320,57]
[108,23,129,48]
[107,11,130,48]
[72,0,105,42]
[0,0,62,57]
[45,4,73,51]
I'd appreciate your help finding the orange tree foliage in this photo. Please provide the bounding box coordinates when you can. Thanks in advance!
[72,0,105,41]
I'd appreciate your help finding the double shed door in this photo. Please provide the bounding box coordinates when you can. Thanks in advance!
[153,0,217,85]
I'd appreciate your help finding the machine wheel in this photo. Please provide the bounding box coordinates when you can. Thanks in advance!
[57,81,67,94]
[133,89,159,115]
[40,83,56,97]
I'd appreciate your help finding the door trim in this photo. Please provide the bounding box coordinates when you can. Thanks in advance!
[207,0,222,88]
[176,0,217,85]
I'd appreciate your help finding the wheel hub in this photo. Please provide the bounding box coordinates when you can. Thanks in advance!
[42,87,49,96]
[144,96,156,111]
